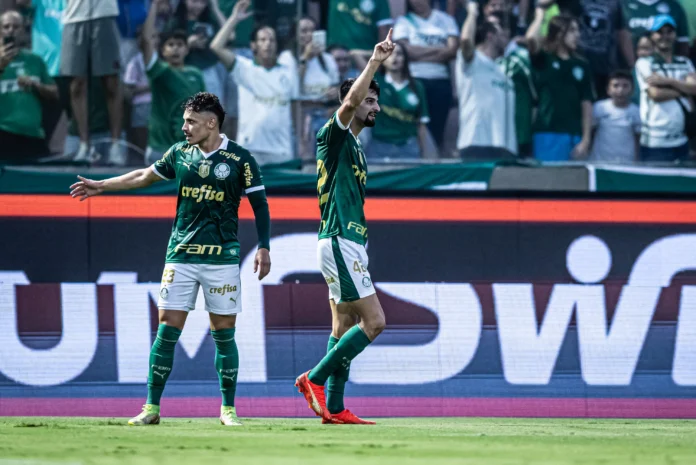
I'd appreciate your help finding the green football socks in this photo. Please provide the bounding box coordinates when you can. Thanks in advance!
[147,324,182,406]
[212,328,239,407]
[308,325,371,386]
[325,335,349,414]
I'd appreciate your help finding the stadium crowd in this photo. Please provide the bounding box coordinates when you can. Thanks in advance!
[0,0,695,166]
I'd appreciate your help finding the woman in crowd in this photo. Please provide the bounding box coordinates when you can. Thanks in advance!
[392,0,458,152]
[167,0,226,102]
[526,2,595,162]
[368,42,430,160]
[278,16,340,158]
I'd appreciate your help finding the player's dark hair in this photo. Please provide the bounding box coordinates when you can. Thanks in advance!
[160,29,188,51]
[475,19,500,46]
[339,78,380,103]
[608,70,634,87]
[250,23,276,43]
[182,92,226,128]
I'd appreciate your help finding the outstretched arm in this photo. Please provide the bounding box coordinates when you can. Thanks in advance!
[336,29,395,127]
[70,169,162,201]
[460,0,478,62]
[210,0,253,70]
[140,0,162,64]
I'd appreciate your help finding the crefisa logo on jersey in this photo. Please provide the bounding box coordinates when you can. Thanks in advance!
[214,163,231,180]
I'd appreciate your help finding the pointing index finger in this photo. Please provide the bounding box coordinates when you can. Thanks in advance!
[385,28,393,44]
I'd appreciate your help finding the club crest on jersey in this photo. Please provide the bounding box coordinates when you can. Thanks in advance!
[214,163,231,179]
[198,160,213,178]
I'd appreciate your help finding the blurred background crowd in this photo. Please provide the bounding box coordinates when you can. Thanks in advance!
[1,0,695,167]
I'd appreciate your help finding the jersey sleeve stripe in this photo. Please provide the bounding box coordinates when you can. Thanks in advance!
[245,185,265,194]
[150,164,171,180]
[146,53,158,71]
[336,114,352,130]
[376,18,394,26]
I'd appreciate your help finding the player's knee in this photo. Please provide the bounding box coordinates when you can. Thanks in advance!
[366,315,385,340]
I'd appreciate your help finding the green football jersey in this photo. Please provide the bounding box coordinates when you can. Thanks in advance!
[316,113,368,245]
[327,0,392,51]
[531,51,595,136]
[152,136,265,264]
[622,0,690,45]
[0,50,54,139]
[372,73,429,145]
[147,58,206,152]
[498,48,536,146]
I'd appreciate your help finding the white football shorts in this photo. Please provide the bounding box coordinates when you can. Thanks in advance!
[318,236,375,304]
[157,263,241,315]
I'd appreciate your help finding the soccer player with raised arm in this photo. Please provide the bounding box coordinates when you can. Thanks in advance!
[69,92,271,427]
[295,30,395,425]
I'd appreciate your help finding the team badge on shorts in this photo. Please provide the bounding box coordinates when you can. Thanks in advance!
[214,163,231,179]
[362,277,372,288]
[160,287,169,298]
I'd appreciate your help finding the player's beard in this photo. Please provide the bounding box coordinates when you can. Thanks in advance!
[363,114,376,127]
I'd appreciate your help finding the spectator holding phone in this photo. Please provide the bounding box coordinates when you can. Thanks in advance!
[279,16,340,157]
[0,10,58,163]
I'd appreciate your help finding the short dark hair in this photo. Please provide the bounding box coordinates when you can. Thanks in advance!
[475,20,500,46]
[250,23,275,43]
[182,92,226,128]
[608,70,634,87]
[339,78,380,103]
[160,29,188,48]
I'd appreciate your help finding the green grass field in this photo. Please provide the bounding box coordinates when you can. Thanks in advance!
[1,417,695,465]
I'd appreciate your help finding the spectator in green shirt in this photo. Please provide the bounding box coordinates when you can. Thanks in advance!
[526,1,596,162]
[0,10,58,164]
[167,0,226,104]
[368,42,430,160]
[142,0,207,164]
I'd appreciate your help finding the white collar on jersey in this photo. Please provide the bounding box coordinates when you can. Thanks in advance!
[195,134,229,159]
[385,73,409,92]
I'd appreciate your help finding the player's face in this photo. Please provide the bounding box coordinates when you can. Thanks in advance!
[298,18,314,48]
[182,109,213,145]
[356,89,380,128]
[162,38,188,65]
[252,27,277,62]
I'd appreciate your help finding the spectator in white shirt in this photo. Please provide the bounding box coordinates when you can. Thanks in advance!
[393,0,458,152]
[589,70,641,163]
[211,0,299,165]
[634,14,696,162]
[278,17,340,158]
[456,1,516,159]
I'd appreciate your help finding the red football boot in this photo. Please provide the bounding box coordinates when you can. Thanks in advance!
[323,409,376,425]
[295,371,331,421]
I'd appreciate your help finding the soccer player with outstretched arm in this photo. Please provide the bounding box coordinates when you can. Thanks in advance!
[295,30,395,425]
[69,92,271,427]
